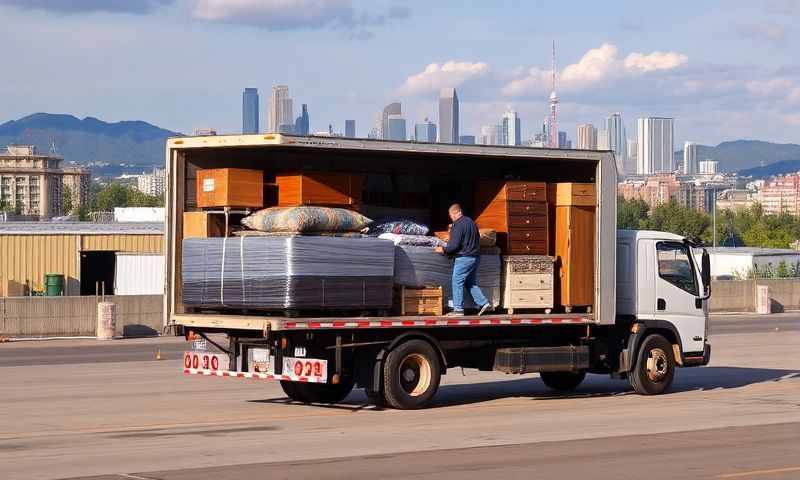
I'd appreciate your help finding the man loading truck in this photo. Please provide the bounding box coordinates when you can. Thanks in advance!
[434,204,494,317]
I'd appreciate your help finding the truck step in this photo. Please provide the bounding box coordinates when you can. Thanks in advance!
[494,346,589,374]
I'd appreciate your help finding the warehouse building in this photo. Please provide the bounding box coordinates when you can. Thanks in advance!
[0,222,163,296]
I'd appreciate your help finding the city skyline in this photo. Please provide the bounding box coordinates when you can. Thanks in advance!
[1,1,796,147]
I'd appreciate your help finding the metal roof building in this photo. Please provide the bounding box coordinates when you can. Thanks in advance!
[0,222,164,296]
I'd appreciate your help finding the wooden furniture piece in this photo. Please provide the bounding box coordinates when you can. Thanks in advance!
[475,180,548,255]
[501,255,555,314]
[394,285,444,316]
[183,212,225,238]
[276,172,362,207]
[196,168,263,208]
[550,183,596,312]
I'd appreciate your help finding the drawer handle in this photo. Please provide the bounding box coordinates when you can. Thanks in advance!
[525,219,530,224]
[525,233,530,238]
[525,245,530,251]
[525,205,530,211]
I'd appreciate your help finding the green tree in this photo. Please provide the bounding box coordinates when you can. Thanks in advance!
[617,196,649,230]
[642,200,711,243]
[92,183,163,211]
[62,186,74,216]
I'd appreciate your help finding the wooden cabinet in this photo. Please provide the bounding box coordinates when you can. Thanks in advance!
[196,168,264,208]
[276,172,362,207]
[183,212,225,238]
[475,180,548,255]
[502,255,555,313]
[550,183,595,311]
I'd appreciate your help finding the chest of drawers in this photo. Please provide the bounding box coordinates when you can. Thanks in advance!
[475,181,548,255]
[501,255,555,313]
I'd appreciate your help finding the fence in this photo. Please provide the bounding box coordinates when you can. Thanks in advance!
[0,295,163,337]
[710,278,800,313]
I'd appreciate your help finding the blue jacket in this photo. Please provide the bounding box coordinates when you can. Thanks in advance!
[443,215,481,257]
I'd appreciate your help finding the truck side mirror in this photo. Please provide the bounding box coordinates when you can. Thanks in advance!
[701,249,711,296]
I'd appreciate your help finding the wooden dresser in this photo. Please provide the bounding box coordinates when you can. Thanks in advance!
[475,180,548,255]
[276,172,362,207]
[502,255,555,313]
[550,183,596,312]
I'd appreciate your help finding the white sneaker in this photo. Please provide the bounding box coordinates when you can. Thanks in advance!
[446,311,464,317]
[477,303,493,316]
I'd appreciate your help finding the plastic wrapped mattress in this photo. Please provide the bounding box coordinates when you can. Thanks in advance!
[182,236,395,311]
[394,246,501,308]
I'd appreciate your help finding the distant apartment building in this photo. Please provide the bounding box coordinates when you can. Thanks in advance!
[620,172,736,212]
[414,120,437,142]
[268,85,293,133]
[459,135,476,145]
[242,87,259,134]
[576,124,597,150]
[0,145,90,218]
[386,115,407,141]
[683,141,699,174]
[479,125,502,146]
[137,168,166,197]
[637,117,674,174]
[597,128,610,150]
[607,113,627,175]
[438,88,459,143]
[381,102,402,140]
[501,110,521,146]
[759,174,800,215]
[344,119,356,138]
[618,174,681,209]
[699,159,719,175]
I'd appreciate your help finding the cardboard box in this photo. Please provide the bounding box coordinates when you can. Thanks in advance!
[196,168,263,208]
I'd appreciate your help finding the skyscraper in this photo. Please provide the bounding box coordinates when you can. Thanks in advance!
[414,120,437,142]
[479,125,502,145]
[627,139,638,175]
[294,104,309,135]
[637,117,675,174]
[548,41,559,148]
[607,113,627,175]
[242,87,259,134]
[459,135,476,145]
[381,102,401,140]
[344,120,356,138]
[683,141,698,174]
[597,129,610,150]
[501,110,521,146]
[268,85,293,133]
[438,88,459,143]
[576,124,597,149]
[558,131,568,149]
[387,114,407,141]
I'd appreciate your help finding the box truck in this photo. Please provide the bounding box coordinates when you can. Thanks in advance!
[166,134,711,409]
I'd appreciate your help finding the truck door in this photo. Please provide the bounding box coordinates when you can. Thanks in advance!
[653,241,705,354]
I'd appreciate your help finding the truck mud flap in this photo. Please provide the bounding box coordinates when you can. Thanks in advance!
[494,346,589,374]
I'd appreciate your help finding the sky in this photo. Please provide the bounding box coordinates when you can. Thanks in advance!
[0,0,799,147]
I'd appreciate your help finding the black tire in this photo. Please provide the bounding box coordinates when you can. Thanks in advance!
[281,378,355,404]
[629,334,675,395]
[382,339,441,409]
[540,371,586,391]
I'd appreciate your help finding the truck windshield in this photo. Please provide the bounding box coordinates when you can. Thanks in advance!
[656,241,699,296]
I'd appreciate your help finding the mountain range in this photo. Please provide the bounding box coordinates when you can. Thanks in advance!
[685,140,800,172]
[0,113,180,166]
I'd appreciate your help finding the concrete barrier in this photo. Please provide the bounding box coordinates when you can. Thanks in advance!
[0,295,163,338]
[709,278,800,313]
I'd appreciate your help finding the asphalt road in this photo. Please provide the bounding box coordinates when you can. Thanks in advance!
[1,314,799,480]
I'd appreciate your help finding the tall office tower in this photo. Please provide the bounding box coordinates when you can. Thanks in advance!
[268,85,293,133]
[548,41,559,148]
[368,112,382,139]
[637,117,675,174]
[607,113,627,174]
[414,119,437,142]
[381,102,402,140]
[597,128,610,150]
[242,87,259,134]
[386,114,407,141]
[479,125,502,145]
[627,139,638,175]
[501,110,521,146]
[294,104,310,135]
[459,135,476,145]
[438,88,459,143]
[558,131,568,149]
[576,123,597,149]
[683,141,699,175]
[344,120,356,138]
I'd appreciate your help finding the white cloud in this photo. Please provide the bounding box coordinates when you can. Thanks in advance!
[745,78,795,96]
[398,61,489,96]
[623,51,688,73]
[192,0,354,29]
[736,22,787,44]
[561,43,618,88]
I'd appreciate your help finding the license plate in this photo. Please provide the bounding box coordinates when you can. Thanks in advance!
[293,346,307,357]
[249,348,271,374]
[184,351,229,371]
[283,357,327,381]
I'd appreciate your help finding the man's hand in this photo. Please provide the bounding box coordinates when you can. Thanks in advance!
[433,246,444,254]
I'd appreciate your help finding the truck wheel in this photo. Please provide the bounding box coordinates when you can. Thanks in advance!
[540,371,586,391]
[281,378,354,404]
[383,339,441,409]
[629,334,675,395]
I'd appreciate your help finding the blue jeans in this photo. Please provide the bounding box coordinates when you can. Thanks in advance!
[452,255,488,312]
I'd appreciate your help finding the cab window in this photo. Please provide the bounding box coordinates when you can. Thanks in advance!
[656,242,699,296]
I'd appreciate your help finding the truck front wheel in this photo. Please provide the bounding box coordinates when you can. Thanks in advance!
[383,339,441,409]
[629,334,675,395]
[540,371,586,391]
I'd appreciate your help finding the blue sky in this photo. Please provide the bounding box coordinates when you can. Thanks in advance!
[0,0,798,146]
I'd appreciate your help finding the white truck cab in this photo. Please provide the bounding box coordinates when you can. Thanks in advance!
[616,230,711,393]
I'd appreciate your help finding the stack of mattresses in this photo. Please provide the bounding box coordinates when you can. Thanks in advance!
[393,246,502,308]
[182,235,395,310]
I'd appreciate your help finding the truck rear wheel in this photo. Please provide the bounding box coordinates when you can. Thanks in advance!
[540,371,586,391]
[383,339,441,409]
[629,334,675,395]
[280,378,355,404]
